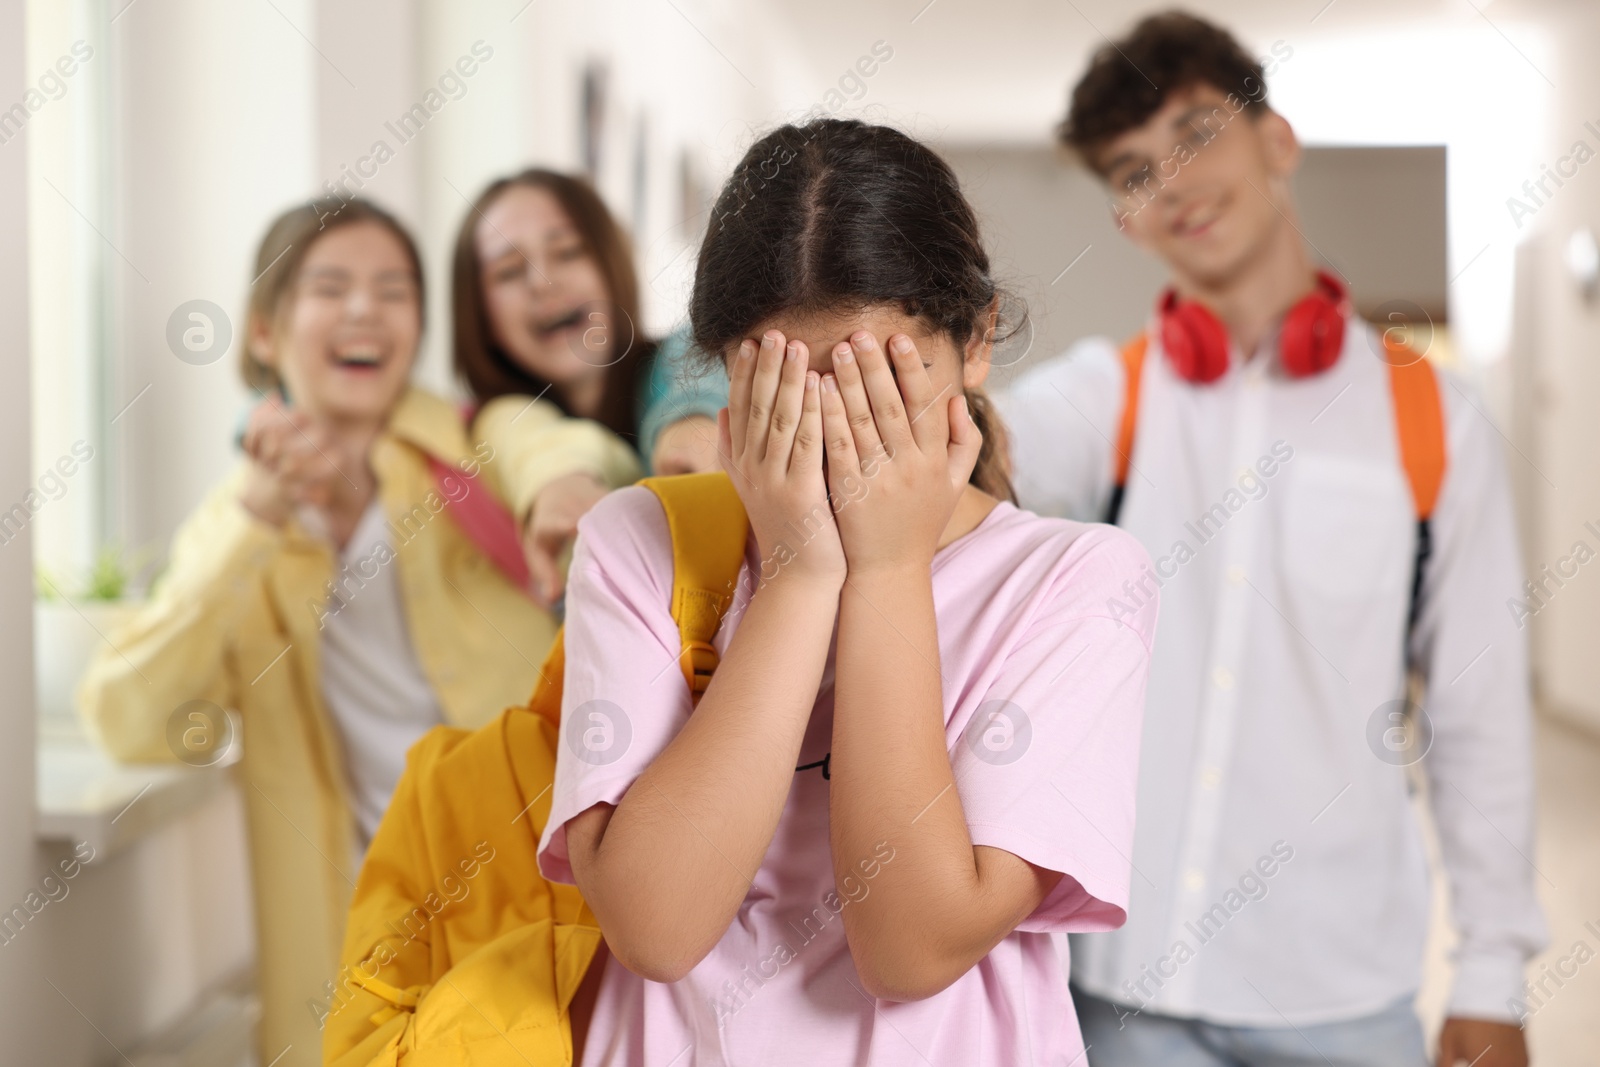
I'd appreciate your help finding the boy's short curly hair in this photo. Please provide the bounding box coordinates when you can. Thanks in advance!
[1058,10,1268,169]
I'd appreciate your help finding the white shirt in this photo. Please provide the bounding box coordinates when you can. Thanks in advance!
[317,499,444,850]
[996,312,1547,1026]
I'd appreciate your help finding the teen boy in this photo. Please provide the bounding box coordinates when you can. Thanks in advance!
[997,12,1546,1067]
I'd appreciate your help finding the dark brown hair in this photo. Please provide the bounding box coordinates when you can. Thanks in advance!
[1058,10,1268,169]
[451,169,651,442]
[241,197,425,393]
[688,118,1020,504]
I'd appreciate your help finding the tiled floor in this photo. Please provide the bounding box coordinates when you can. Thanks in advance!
[1417,709,1600,1064]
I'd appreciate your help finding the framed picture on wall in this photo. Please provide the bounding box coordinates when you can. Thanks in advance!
[580,59,608,180]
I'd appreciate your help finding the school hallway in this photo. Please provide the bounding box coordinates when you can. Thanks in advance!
[4,0,1600,1064]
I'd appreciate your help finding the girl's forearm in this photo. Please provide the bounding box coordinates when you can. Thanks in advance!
[575,572,840,981]
[830,567,1014,1000]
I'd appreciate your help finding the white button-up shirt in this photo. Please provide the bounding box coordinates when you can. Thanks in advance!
[996,313,1547,1026]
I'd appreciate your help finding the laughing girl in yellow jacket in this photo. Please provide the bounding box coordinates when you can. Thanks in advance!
[77,197,639,1067]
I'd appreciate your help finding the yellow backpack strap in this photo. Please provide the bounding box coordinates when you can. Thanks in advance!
[1383,336,1448,643]
[1105,332,1149,525]
[640,471,750,697]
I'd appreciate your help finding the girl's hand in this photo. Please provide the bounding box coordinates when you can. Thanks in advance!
[238,396,347,527]
[651,414,720,475]
[719,330,845,587]
[521,471,610,607]
[819,330,982,576]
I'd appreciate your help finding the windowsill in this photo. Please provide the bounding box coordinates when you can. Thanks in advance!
[36,717,241,861]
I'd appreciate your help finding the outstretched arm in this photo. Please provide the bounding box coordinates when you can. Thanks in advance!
[472,394,643,607]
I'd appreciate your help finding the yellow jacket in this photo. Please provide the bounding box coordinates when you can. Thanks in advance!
[77,387,640,1067]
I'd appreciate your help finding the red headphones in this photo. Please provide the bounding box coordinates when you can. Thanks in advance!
[1157,270,1350,384]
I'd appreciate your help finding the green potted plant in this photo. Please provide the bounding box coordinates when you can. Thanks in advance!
[34,545,154,739]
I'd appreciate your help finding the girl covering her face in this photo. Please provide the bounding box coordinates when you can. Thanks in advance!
[536,118,1158,1066]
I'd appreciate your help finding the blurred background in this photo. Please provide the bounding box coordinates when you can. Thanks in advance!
[0,0,1595,1063]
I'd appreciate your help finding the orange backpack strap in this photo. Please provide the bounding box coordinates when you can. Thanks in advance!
[641,471,750,697]
[1105,332,1149,525]
[1384,337,1448,641]
[1384,338,1446,520]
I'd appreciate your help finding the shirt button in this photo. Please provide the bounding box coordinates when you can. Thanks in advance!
[1227,565,1246,585]
[1213,667,1234,690]
[1184,869,1205,891]
[1202,768,1222,788]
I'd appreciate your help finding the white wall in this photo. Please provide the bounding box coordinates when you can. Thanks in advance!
[110,0,318,559]
[314,0,422,224]
[0,3,57,1060]
[1509,0,1600,733]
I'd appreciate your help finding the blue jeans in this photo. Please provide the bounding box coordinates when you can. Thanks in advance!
[1074,988,1429,1067]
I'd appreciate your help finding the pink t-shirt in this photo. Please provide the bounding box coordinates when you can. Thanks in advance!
[538,485,1156,1066]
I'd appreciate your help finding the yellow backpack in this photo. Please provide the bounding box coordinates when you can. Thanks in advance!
[323,471,749,1067]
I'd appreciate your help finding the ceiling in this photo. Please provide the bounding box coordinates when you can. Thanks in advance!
[752,0,1560,142]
